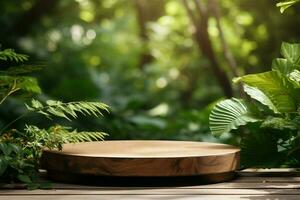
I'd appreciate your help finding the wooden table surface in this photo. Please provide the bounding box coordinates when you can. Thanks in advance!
[1,169,300,200]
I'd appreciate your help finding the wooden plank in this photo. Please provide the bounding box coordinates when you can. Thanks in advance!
[233,176,300,183]
[1,177,300,189]
[1,188,300,195]
[1,195,300,200]
[48,182,300,189]
[239,168,300,177]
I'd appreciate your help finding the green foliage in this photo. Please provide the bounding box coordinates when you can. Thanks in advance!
[0,0,300,171]
[209,42,300,167]
[240,131,284,167]
[234,71,296,113]
[209,98,261,136]
[277,0,300,13]
[0,50,109,187]
[23,125,107,152]
[26,99,109,121]
[0,49,28,62]
[0,49,41,105]
[0,0,299,145]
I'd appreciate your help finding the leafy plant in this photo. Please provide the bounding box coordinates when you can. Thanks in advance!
[0,49,109,187]
[0,49,41,104]
[209,42,300,167]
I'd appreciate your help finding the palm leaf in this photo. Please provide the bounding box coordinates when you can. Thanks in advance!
[209,98,261,136]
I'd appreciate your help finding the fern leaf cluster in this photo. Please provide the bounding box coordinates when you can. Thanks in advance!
[0,48,109,186]
[24,125,107,151]
[0,49,28,62]
[26,99,109,121]
[0,49,42,104]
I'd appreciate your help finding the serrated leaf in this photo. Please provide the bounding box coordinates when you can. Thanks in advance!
[235,71,296,113]
[209,98,261,136]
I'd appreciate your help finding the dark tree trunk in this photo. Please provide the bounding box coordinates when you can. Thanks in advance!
[134,0,165,71]
[182,0,233,98]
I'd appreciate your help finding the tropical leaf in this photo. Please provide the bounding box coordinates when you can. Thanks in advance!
[281,42,300,64]
[209,98,261,136]
[243,84,279,113]
[234,71,297,113]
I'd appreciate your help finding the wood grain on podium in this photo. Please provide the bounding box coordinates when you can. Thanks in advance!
[41,140,240,178]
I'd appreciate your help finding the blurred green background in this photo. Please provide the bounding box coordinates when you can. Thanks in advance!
[0,0,300,144]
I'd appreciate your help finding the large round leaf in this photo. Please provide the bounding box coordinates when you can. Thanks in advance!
[234,71,297,113]
[209,98,261,136]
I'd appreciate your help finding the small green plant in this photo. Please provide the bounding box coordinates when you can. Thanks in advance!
[0,49,109,188]
[209,42,300,167]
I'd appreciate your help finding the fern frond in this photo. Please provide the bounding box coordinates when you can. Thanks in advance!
[26,99,109,121]
[25,125,108,151]
[0,49,28,63]
[68,130,108,142]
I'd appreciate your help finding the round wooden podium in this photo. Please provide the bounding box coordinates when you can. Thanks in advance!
[41,140,240,185]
